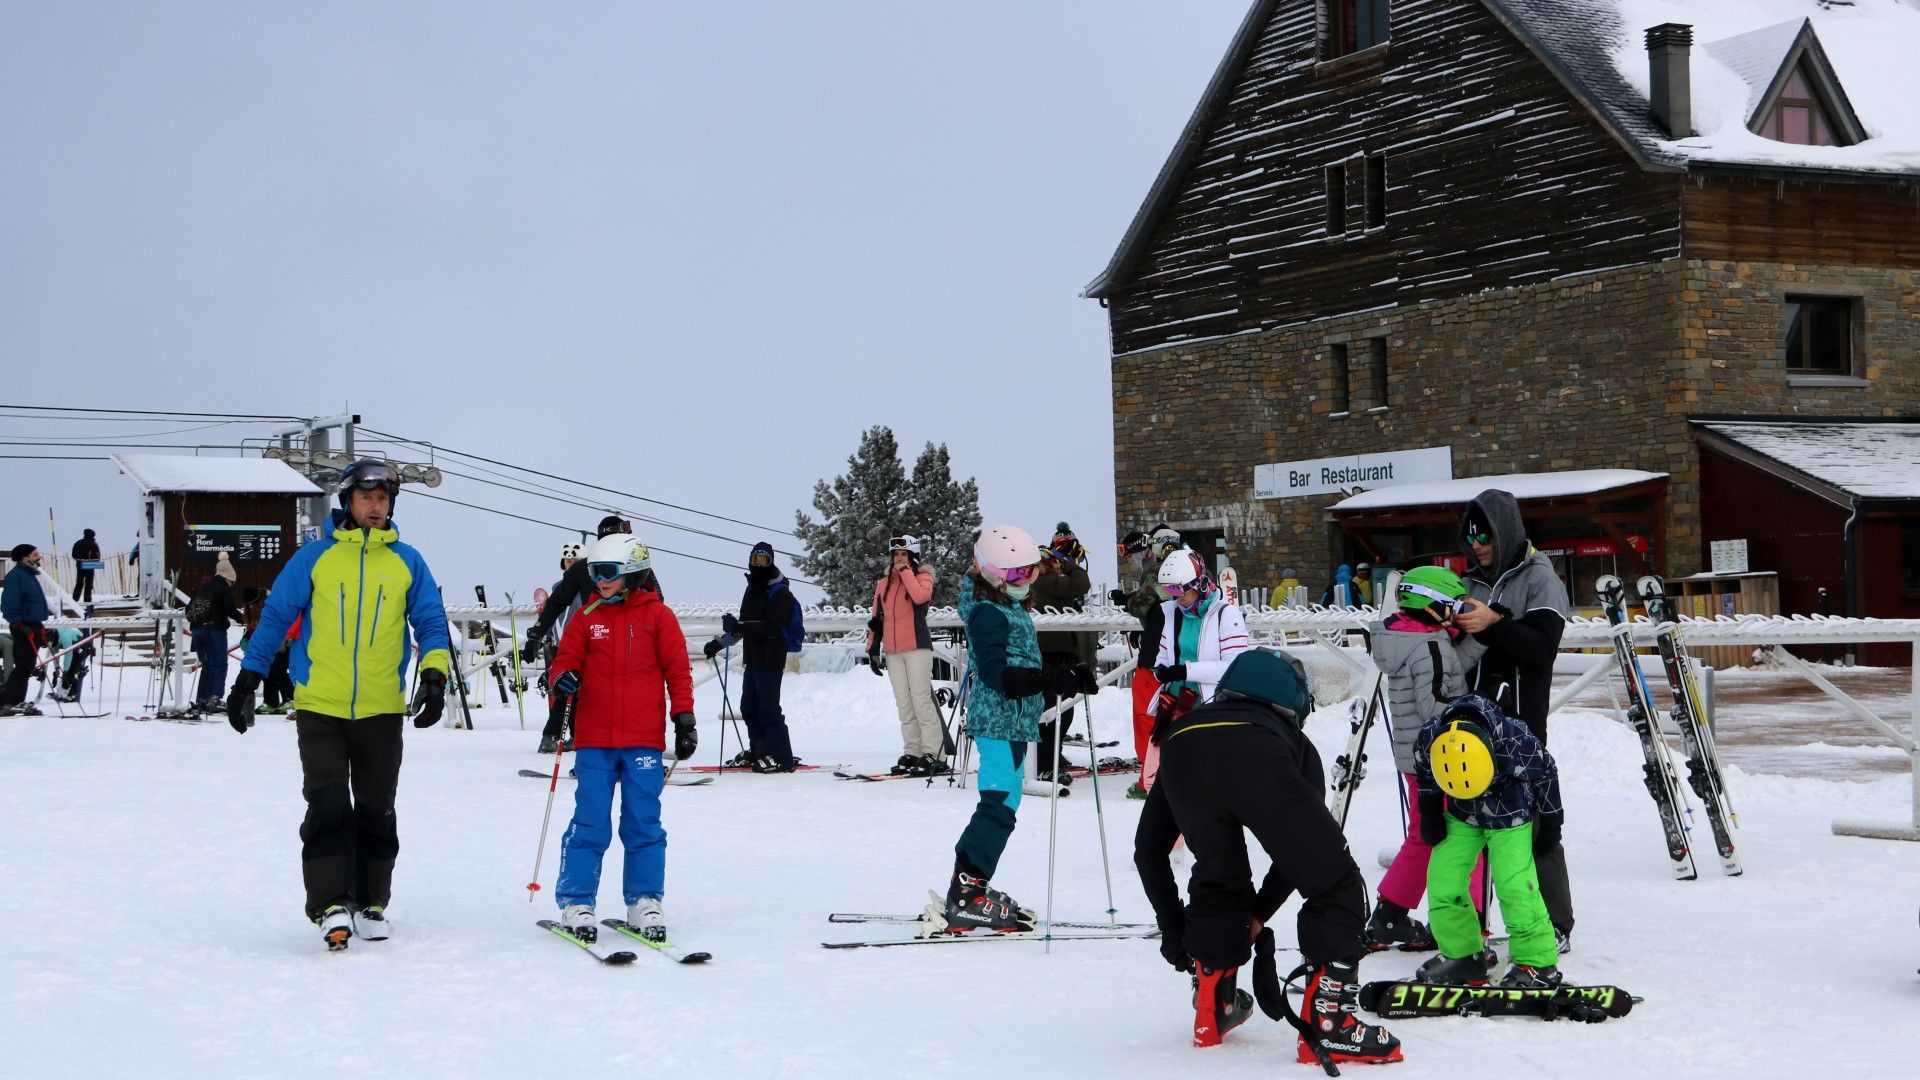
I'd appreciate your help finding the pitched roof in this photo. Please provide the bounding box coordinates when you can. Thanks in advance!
[1702,17,1868,144]
[111,454,324,495]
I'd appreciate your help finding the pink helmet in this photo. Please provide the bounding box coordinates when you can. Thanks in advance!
[974,525,1042,587]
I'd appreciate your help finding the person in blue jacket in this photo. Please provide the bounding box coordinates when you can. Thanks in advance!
[226,459,452,951]
[2,544,53,712]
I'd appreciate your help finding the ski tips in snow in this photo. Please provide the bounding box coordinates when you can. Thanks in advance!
[538,919,638,964]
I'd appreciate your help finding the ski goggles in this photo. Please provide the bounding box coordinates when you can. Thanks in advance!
[1400,582,1466,612]
[1162,579,1207,597]
[995,563,1040,587]
[1465,524,1492,545]
[341,462,399,493]
[587,562,628,582]
[887,535,919,554]
[749,550,774,568]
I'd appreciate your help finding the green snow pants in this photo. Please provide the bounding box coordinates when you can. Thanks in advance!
[1427,816,1556,968]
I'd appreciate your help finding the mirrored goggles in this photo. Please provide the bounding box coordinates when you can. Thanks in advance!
[343,463,399,492]
[1466,526,1491,545]
[587,562,627,582]
[997,563,1039,587]
[749,552,774,568]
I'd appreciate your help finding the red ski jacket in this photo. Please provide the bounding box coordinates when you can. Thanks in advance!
[550,588,693,750]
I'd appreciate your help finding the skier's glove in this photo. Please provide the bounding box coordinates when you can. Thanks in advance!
[1158,922,1191,972]
[1418,793,1448,847]
[411,670,446,728]
[1532,809,1564,854]
[226,670,261,733]
[1154,664,1187,684]
[867,650,885,675]
[553,670,580,696]
[1251,927,1285,1020]
[1038,665,1083,698]
[1068,662,1099,695]
[519,629,545,667]
[722,613,741,636]
[672,712,698,760]
[703,637,723,660]
[1108,589,1128,606]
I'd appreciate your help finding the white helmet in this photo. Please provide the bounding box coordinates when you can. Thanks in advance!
[560,542,584,562]
[973,525,1041,586]
[585,533,651,582]
[1158,548,1212,596]
[887,534,921,556]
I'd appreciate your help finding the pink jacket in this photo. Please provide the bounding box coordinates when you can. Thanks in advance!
[866,566,935,654]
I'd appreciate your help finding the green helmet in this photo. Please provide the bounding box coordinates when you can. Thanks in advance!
[1397,565,1466,613]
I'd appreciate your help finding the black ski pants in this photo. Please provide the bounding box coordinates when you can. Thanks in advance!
[1034,651,1078,778]
[265,647,295,710]
[296,712,404,921]
[1156,726,1367,969]
[740,664,795,765]
[2,623,42,707]
[72,570,94,602]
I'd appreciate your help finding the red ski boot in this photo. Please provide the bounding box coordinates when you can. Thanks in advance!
[1192,965,1253,1047]
[1298,960,1403,1066]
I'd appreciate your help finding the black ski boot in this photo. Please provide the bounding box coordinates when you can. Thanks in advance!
[1364,899,1437,952]
[1500,963,1564,989]
[1415,950,1491,985]
[536,736,558,755]
[724,748,761,769]
[917,753,950,776]
[1192,965,1254,1047]
[942,871,1034,934]
[890,754,921,776]
[1298,961,1403,1066]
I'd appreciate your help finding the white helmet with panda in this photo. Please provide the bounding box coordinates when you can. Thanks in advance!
[560,542,584,564]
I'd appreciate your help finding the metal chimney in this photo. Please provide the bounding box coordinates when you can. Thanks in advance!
[1646,23,1693,138]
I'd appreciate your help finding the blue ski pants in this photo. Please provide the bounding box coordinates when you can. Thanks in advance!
[555,746,667,908]
[954,737,1026,879]
[193,628,228,704]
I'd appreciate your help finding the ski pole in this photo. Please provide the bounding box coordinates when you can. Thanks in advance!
[711,657,728,775]
[1081,687,1118,925]
[527,694,574,902]
[1043,694,1065,954]
[719,643,746,751]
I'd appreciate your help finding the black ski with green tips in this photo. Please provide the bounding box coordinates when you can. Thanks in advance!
[537,919,638,964]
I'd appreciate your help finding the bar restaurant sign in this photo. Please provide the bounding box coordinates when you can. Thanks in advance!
[1254,446,1453,500]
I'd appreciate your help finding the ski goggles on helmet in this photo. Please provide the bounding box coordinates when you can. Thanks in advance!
[994,562,1040,587]
[1399,582,1466,612]
[340,462,399,494]
[888,535,920,554]
[587,562,628,583]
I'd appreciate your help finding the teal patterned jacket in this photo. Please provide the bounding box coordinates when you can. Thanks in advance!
[961,576,1043,743]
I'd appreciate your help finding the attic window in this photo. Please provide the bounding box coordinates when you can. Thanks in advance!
[1324,0,1390,60]
[1759,64,1845,146]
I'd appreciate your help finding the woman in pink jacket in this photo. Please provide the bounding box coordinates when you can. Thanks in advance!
[866,535,944,776]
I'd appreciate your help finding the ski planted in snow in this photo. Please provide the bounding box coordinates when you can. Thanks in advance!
[1328,668,1387,831]
[1358,981,1638,1020]
[537,919,638,964]
[1637,575,1742,877]
[600,919,711,963]
[1595,574,1699,881]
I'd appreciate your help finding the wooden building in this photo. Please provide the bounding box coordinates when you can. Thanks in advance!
[111,454,323,607]
[1089,0,1920,616]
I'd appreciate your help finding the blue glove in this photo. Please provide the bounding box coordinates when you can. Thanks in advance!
[553,670,580,696]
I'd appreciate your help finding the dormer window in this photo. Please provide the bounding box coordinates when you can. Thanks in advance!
[1760,65,1842,145]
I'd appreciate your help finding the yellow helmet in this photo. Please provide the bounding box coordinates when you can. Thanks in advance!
[1430,719,1494,800]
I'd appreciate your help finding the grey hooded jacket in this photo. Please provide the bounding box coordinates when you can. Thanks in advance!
[1369,619,1478,774]
[1459,489,1570,741]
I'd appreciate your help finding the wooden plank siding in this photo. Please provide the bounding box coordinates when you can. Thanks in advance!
[1107,0,1684,357]
[1683,175,1920,267]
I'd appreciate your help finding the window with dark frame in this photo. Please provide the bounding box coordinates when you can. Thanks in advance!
[1901,522,1920,594]
[1367,336,1388,408]
[1330,343,1350,414]
[1324,0,1391,60]
[1783,295,1855,375]
[1325,164,1347,236]
[1364,153,1387,229]
[1760,64,1844,146]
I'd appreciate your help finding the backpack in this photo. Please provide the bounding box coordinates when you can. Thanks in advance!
[777,584,805,653]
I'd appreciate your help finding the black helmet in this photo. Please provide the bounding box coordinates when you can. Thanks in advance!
[336,459,400,509]
[597,514,631,538]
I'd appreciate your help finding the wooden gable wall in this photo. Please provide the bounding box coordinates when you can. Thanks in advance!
[1106,0,1684,357]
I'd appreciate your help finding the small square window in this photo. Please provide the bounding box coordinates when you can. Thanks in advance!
[1902,522,1920,593]
[1783,295,1855,374]
[1325,164,1347,236]
[1364,154,1387,229]
[1330,343,1350,413]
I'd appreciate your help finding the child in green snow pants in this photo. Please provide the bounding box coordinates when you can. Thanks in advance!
[1427,817,1556,968]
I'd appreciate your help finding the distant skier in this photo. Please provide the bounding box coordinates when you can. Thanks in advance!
[1110,525,1179,797]
[46,626,96,703]
[862,535,942,777]
[70,528,101,602]
[227,459,452,951]
[1410,694,1565,989]
[2,544,52,713]
[532,541,585,754]
[547,532,695,944]
[703,540,804,772]
[186,554,246,711]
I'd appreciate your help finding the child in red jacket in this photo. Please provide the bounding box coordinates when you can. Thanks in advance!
[547,534,696,944]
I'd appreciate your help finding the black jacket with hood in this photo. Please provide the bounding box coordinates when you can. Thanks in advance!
[1459,489,1569,742]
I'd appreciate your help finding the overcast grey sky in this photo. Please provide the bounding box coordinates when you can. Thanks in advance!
[1,0,1249,603]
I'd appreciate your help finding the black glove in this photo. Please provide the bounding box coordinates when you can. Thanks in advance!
[519,629,546,667]
[672,712,698,760]
[553,670,580,696]
[1418,793,1449,847]
[867,650,885,675]
[1157,921,1191,972]
[1039,665,1082,697]
[1068,662,1098,695]
[1154,664,1187,683]
[1532,809,1564,854]
[1108,589,1128,606]
[226,670,261,733]
[999,666,1047,698]
[1251,927,1284,1020]
[722,613,741,636]
[411,670,446,728]
[703,637,723,660]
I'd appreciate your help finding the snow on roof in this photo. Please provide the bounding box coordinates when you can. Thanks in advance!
[111,454,323,495]
[1606,0,1920,174]
[1331,469,1666,512]
[1697,421,1920,500]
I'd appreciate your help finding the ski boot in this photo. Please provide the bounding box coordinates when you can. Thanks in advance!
[561,904,597,943]
[1364,899,1437,952]
[1500,963,1563,989]
[723,748,761,769]
[317,905,353,951]
[47,688,75,704]
[916,753,950,777]
[1192,964,1254,1047]
[1299,960,1403,1066]
[751,755,797,773]
[890,754,921,776]
[352,905,390,941]
[1414,950,1490,985]
[536,736,558,754]
[940,871,1035,934]
[628,897,666,943]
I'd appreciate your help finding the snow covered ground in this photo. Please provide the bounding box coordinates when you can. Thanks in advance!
[3,667,1917,1078]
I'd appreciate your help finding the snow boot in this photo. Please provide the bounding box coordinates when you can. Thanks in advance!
[317,905,352,952]
[628,897,666,942]
[1499,963,1563,989]
[352,905,390,941]
[1364,899,1437,952]
[942,871,1034,934]
[561,904,597,943]
[1298,961,1403,1066]
[1414,950,1490,985]
[1191,965,1253,1047]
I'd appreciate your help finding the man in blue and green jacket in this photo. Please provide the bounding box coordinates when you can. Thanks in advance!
[227,459,451,950]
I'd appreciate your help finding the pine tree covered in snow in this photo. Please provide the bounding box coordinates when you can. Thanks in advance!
[793,426,979,606]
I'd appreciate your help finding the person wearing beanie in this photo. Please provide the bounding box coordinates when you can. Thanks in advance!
[2,544,50,711]
[704,540,805,772]
[186,554,247,710]
[71,528,102,603]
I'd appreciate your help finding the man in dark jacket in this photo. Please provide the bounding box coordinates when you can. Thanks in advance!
[703,541,803,772]
[188,556,247,710]
[71,528,101,603]
[2,544,52,711]
[1133,650,1401,1064]
[1451,488,1575,949]
[1032,525,1095,783]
